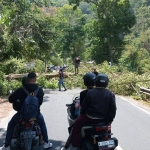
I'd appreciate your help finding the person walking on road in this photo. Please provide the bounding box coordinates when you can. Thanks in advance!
[58,68,67,91]
[74,56,80,75]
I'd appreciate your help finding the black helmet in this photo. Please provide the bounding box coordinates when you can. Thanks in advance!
[94,73,109,88]
[22,75,28,87]
[83,72,96,86]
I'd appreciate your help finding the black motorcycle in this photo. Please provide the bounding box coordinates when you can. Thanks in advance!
[10,118,41,150]
[65,94,118,150]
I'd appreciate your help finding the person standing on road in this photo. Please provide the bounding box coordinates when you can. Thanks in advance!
[58,68,67,91]
[92,68,98,76]
[74,56,80,75]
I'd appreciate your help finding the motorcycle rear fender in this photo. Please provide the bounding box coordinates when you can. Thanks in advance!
[81,126,93,137]
[67,114,74,127]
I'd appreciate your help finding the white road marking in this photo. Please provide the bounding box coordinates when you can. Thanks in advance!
[120,96,150,116]
[0,124,7,138]
[116,145,123,150]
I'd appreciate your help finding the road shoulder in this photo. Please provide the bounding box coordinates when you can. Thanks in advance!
[118,95,150,112]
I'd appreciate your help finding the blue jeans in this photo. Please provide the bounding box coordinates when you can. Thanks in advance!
[58,78,66,90]
[5,112,48,145]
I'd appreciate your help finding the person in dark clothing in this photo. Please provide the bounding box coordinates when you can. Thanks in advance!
[70,73,117,150]
[80,72,96,107]
[74,57,80,74]
[92,68,98,76]
[61,72,96,150]
[0,73,52,150]
[58,68,67,91]
[71,72,96,118]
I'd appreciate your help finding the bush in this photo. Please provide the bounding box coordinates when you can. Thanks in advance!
[65,61,150,99]
[45,81,57,89]
[0,72,9,96]
[0,80,9,96]
[1,59,150,102]
[3,58,45,75]
[37,76,58,89]
[37,76,47,88]
[34,60,45,73]
[3,58,32,74]
[9,80,22,91]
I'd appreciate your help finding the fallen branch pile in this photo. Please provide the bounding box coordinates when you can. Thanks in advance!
[4,72,75,79]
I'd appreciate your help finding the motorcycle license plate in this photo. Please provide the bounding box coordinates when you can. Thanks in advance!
[20,131,36,138]
[98,140,115,149]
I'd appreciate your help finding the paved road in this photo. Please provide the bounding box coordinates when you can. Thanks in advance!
[0,89,150,150]
[112,96,150,150]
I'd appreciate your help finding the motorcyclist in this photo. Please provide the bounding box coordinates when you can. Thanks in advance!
[22,74,28,86]
[0,73,52,150]
[61,73,96,150]
[80,72,96,107]
[12,75,28,111]
[70,73,116,150]
[69,72,96,120]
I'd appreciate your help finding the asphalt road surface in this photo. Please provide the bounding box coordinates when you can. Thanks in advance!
[0,89,150,150]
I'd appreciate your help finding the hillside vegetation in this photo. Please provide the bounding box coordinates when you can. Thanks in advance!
[0,0,150,102]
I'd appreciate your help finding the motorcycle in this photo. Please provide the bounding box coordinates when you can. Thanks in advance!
[47,64,69,72]
[10,118,41,150]
[65,94,118,150]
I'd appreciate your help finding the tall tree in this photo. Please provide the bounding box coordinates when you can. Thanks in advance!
[0,0,56,62]
[69,0,136,64]
[54,4,86,61]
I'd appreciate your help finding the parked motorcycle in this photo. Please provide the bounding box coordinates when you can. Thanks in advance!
[10,118,41,150]
[65,94,118,150]
[47,64,68,72]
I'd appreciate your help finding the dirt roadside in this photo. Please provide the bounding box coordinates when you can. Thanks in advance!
[0,99,13,123]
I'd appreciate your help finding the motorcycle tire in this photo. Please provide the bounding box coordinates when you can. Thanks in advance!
[81,144,88,150]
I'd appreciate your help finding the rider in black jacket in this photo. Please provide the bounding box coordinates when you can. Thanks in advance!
[10,82,44,111]
[0,73,52,150]
[71,73,117,150]
[80,72,96,107]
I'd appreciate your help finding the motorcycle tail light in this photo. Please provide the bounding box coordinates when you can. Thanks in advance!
[95,125,111,132]
[25,123,31,128]
[103,137,109,140]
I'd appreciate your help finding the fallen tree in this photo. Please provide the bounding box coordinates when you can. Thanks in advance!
[4,72,75,80]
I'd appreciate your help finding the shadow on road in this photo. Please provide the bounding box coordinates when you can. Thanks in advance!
[43,96,50,103]
[44,89,58,94]
[50,139,65,150]
[0,129,65,150]
[0,128,6,146]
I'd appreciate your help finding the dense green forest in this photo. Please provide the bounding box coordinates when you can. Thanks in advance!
[1,0,150,100]
[1,0,150,69]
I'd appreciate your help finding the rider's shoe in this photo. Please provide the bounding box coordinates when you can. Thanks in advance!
[43,141,52,149]
[0,145,10,150]
[61,147,67,150]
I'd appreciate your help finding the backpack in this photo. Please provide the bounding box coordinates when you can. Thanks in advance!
[59,70,64,79]
[20,87,39,121]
